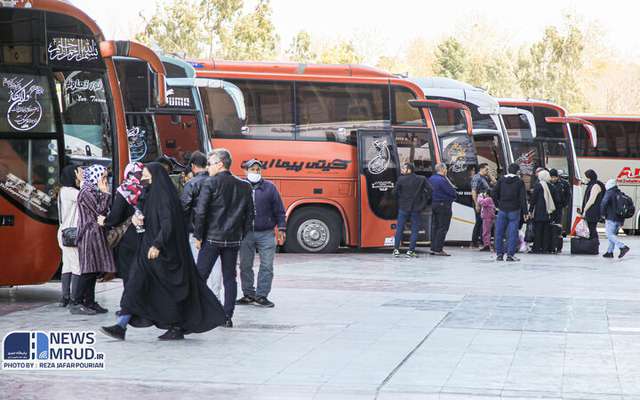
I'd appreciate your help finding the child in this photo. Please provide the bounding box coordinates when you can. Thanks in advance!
[477,190,496,251]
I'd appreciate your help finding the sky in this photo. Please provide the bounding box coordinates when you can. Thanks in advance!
[74,0,640,60]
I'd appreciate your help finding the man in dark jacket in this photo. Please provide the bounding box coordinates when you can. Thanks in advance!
[428,162,457,256]
[194,149,254,327]
[492,163,528,262]
[600,179,630,259]
[180,151,209,260]
[393,162,431,258]
[237,160,286,308]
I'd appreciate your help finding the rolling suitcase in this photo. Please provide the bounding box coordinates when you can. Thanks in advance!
[570,237,599,255]
[551,224,563,253]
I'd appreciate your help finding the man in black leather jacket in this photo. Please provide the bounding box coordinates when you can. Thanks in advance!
[180,151,209,260]
[194,149,254,327]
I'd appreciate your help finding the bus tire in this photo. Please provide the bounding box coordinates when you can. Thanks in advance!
[284,207,342,253]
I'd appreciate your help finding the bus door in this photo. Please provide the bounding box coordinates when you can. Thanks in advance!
[356,127,434,248]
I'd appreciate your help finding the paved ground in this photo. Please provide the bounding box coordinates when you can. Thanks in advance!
[1,236,640,400]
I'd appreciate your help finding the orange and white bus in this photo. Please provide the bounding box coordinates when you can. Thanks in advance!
[188,60,475,252]
[570,115,640,234]
[499,99,597,232]
[0,0,166,285]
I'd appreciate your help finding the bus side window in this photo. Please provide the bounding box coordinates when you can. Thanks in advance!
[392,86,422,126]
[297,82,389,144]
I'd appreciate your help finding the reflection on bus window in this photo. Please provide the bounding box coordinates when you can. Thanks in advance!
[503,114,534,141]
[0,139,59,220]
[54,70,111,159]
[0,73,56,134]
[297,82,390,143]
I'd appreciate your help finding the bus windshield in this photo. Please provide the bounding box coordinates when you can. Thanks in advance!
[0,7,113,222]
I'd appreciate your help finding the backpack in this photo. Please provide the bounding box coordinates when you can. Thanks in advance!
[615,191,636,219]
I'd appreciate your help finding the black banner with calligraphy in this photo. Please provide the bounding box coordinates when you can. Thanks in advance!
[46,34,103,69]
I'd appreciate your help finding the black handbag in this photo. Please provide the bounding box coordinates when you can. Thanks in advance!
[61,227,78,247]
[524,222,535,243]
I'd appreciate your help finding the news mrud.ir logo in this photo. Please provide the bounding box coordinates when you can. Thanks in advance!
[2,331,105,370]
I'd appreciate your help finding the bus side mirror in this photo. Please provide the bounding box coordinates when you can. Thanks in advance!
[99,40,167,107]
[195,78,246,121]
[545,116,597,148]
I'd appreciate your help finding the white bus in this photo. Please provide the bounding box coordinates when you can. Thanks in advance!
[570,115,640,234]
[499,100,598,233]
[412,78,535,241]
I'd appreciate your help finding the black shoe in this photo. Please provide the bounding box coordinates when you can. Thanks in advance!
[158,327,184,341]
[128,315,154,328]
[224,318,233,328]
[100,325,126,341]
[496,254,504,261]
[603,252,614,258]
[235,295,256,305]
[479,246,491,252]
[619,246,630,259]
[69,304,97,315]
[86,302,108,314]
[58,297,70,307]
[254,296,275,308]
[506,256,520,262]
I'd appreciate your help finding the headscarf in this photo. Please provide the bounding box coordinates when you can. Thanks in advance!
[60,165,78,189]
[82,164,107,191]
[116,162,144,206]
[538,170,556,214]
[606,179,617,190]
[585,169,598,182]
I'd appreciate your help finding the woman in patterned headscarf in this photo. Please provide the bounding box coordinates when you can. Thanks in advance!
[99,162,144,286]
[72,164,115,316]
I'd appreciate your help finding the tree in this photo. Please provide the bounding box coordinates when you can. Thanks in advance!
[287,31,315,62]
[433,37,468,80]
[136,0,279,61]
[318,40,363,64]
[516,16,587,111]
[199,0,243,59]
[221,0,279,60]
[135,0,203,58]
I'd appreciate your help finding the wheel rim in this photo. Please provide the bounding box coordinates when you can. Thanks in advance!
[296,219,330,252]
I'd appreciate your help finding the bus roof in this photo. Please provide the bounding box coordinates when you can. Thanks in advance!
[499,98,568,116]
[413,77,499,112]
[187,59,395,79]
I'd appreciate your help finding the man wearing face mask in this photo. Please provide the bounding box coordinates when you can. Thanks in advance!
[236,160,286,308]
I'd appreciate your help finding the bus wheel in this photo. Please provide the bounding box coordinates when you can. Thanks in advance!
[284,207,342,253]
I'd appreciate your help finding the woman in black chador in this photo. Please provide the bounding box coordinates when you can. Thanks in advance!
[100,163,225,341]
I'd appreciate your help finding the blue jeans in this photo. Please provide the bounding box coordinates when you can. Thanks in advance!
[605,220,626,253]
[394,209,421,251]
[239,230,277,298]
[495,210,520,257]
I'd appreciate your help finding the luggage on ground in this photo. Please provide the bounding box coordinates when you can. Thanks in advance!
[570,237,599,255]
